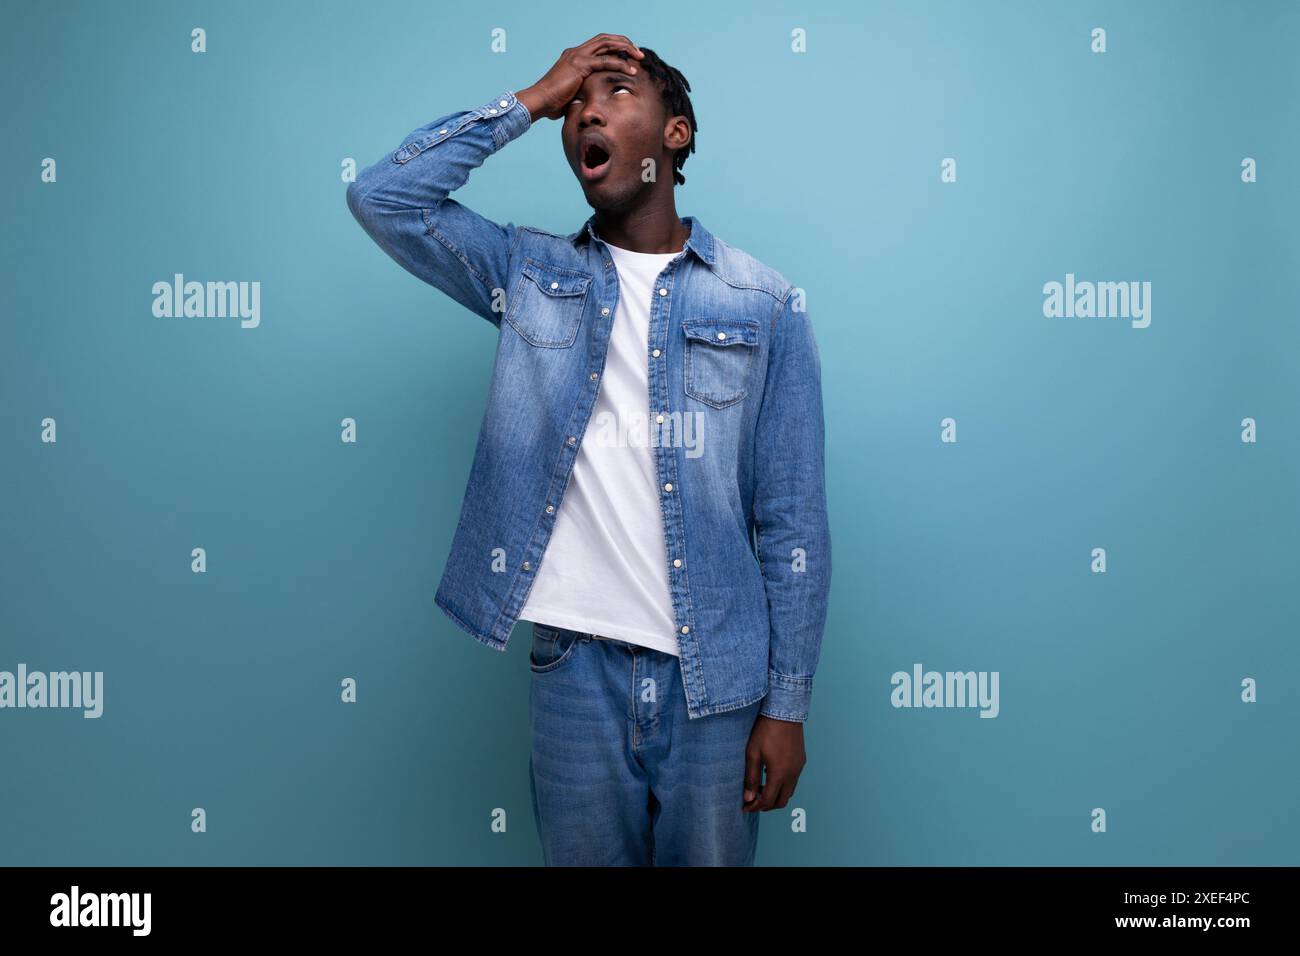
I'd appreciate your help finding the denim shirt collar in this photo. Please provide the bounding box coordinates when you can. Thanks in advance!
[568,214,716,268]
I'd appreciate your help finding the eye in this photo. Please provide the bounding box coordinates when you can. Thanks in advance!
[567,85,630,108]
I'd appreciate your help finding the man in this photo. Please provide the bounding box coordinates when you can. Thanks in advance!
[346,34,831,866]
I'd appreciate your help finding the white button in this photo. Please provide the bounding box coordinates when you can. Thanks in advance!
[717,332,727,340]
[439,129,448,134]
[550,281,559,290]
[673,559,682,568]
[680,625,689,634]
[499,100,509,107]
[567,436,577,445]
[489,109,497,114]
[522,561,531,570]
[652,349,661,358]
[656,414,664,424]
[590,372,598,380]
[658,288,667,296]
[601,307,610,315]
[663,483,673,492]
[545,505,554,514]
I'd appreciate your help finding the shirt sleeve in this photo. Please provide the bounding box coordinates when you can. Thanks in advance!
[346,90,533,327]
[751,288,832,722]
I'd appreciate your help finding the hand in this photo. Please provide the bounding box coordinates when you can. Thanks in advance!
[742,714,807,812]
[517,34,645,123]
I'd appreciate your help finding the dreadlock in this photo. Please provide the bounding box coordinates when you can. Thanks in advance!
[615,47,697,186]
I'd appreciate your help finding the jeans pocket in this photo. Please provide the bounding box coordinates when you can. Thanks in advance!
[528,622,584,674]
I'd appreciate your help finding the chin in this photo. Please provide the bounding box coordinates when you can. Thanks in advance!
[580,177,639,212]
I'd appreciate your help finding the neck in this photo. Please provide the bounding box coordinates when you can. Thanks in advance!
[592,198,690,254]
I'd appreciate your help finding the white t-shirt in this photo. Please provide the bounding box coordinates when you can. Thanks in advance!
[518,240,684,657]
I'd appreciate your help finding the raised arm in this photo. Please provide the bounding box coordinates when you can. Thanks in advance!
[345,91,532,326]
[345,35,645,327]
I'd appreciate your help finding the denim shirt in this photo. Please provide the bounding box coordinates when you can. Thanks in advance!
[346,90,831,722]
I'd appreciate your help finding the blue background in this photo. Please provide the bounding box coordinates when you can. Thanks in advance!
[2,0,1297,865]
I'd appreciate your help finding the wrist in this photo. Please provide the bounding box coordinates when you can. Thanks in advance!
[516,85,550,124]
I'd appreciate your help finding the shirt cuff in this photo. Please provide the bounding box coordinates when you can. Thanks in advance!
[490,90,532,147]
[759,671,813,722]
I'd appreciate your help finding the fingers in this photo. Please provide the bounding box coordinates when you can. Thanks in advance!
[769,776,796,810]
[591,54,639,76]
[743,745,763,807]
[743,761,798,812]
[581,33,644,60]
[751,771,788,812]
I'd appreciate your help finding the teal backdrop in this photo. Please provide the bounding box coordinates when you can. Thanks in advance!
[2,0,1297,865]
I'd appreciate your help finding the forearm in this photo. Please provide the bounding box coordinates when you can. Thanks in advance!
[347,90,532,218]
[755,492,831,722]
[343,90,532,323]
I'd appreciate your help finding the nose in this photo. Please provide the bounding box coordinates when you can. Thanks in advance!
[578,103,605,129]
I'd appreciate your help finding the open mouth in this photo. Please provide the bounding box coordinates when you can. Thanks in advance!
[580,142,612,180]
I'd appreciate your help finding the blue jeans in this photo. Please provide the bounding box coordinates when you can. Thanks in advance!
[527,622,762,866]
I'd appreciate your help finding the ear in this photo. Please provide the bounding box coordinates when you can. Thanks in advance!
[664,114,691,152]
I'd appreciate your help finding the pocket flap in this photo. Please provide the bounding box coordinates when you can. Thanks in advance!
[522,259,593,297]
[681,316,759,347]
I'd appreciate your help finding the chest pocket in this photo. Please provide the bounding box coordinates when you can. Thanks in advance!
[505,258,592,348]
[682,316,760,409]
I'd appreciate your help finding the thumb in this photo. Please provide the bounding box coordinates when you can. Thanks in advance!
[744,747,763,804]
